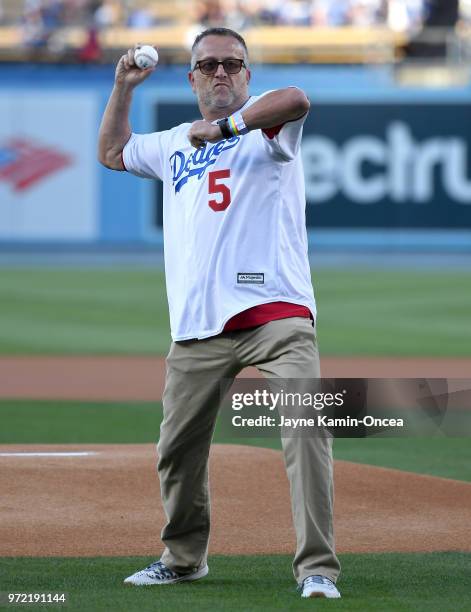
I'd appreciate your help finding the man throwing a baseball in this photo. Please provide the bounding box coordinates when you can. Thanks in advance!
[98,27,341,599]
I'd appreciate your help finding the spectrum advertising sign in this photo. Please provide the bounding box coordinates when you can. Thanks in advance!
[154,101,471,230]
[301,103,471,228]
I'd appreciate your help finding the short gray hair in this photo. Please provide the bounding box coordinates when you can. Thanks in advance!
[191,27,249,69]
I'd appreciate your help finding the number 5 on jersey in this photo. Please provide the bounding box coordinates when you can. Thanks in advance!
[208,169,231,211]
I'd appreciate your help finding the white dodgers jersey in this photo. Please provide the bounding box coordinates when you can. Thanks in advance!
[123,92,316,341]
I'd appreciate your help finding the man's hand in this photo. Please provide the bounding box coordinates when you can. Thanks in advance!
[188,120,224,148]
[115,45,156,89]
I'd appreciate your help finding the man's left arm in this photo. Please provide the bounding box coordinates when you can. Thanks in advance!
[239,87,310,131]
[187,87,309,148]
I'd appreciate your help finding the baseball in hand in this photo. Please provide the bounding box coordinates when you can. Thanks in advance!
[134,45,159,70]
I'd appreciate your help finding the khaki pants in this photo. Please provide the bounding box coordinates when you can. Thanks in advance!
[157,317,340,584]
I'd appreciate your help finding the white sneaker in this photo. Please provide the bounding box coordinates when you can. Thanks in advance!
[124,560,209,586]
[301,575,341,598]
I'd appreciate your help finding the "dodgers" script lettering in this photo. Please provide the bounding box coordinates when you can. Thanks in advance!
[170,137,240,193]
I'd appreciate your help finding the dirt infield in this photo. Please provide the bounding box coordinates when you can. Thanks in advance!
[1,355,471,401]
[1,443,470,557]
[1,356,470,558]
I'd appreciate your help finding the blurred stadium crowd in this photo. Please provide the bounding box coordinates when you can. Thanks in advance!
[0,1,444,38]
[0,0,466,62]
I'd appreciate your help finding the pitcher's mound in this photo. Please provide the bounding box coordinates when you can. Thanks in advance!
[0,444,470,557]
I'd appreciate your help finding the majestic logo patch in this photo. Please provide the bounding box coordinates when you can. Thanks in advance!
[170,137,240,194]
[237,273,265,284]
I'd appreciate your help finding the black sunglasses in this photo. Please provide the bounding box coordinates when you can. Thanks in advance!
[193,58,246,76]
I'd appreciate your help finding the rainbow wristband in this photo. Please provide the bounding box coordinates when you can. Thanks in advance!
[227,111,249,137]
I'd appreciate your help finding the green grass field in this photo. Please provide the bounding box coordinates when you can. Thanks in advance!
[1,553,469,612]
[0,268,470,355]
[1,266,469,610]
[2,400,468,611]
[1,400,470,481]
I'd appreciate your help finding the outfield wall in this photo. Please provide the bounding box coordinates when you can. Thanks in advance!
[1,64,470,251]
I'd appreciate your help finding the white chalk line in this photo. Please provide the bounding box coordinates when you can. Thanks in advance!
[0,452,98,457]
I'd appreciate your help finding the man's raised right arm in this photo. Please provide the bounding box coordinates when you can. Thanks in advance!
[98,46,156,170]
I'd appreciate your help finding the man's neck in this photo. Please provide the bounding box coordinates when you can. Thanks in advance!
[201,97,250,122]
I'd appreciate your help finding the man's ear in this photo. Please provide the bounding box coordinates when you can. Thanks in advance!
[188,70,196,93]
[246,68,251,85]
